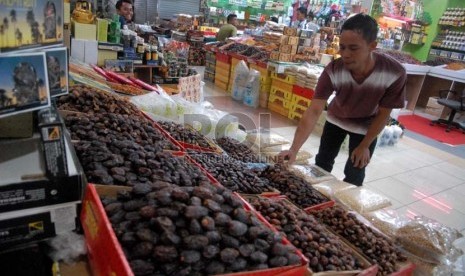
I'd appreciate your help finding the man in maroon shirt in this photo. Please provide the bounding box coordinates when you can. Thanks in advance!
[280,14,406,185]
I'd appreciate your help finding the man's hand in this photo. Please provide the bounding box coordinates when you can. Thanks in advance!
[278,149,297,164]
[351,145,371,168]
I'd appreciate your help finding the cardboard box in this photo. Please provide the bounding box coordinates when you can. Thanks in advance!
[74,22,97,40]
[0,201,79,250]
[279,53,292,62]
[279,35,289,45]
[290,45,298,55]
[279,44,292,54]
[270,51,280,61]
[283,27,298,36]
[425,97,445,118]
[0,129,85,213]
[0,113,33,138]
[96,19,109,42]
[288,36,300,46]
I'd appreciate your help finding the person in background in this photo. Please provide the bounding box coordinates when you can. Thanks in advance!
[279,14,406,186]
[306,11,320,33]
[293,7,307,29]
[270,16,279,24]
[217,14,238,42]
[116,0,134,27]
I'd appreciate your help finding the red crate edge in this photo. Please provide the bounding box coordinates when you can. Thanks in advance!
[292,85,315,100]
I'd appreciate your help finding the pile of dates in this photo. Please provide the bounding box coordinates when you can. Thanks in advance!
[65,113,178,151]
[102,182,302,275]
[224,43,249,53]
[260,165,329,208]
[158,121,213,150]
[215,137,262,163]
[189,153,274,194]
[57,84,141,115]
[74,139,208,187]
[311,206,407,275]
[250,197,365,272]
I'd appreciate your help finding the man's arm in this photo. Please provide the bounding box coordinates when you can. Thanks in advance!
[351,107,392,168]
[279,99,326,163]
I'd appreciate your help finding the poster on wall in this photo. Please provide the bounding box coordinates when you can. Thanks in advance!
[0,0,64,53]
[44,47,68,97]
[0,53,50,119]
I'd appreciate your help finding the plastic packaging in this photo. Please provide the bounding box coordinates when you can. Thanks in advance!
[334,187,392,214]
[243,69,261,108]
[130,90,178,119]
[363,208,408,239]
[246,131,290,149]
[312,179,357,199]
[48,232,87,264]
[397,215,463,264]
[231,61,250,101]
[289,164,335,184]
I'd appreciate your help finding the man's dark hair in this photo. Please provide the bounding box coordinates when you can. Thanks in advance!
[341,13,378,43]
[116,0,133,10]
[297,7,307,15]
[227,14,237,23]
[270,16,278,23]
[308,11,315,20]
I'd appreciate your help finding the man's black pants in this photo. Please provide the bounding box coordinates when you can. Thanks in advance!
[315,121,377,186]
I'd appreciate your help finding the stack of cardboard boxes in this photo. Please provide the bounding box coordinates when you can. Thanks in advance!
[270,27,300,62]
[204,51,216,82]
[214,52,231,91]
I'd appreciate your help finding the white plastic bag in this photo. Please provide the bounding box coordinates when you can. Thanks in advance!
[130,90,177,119]
[232,61,250,101]
[289,164,335,184]
[243,69,261,108]
[334,187,392,214]
[312,180,357,199]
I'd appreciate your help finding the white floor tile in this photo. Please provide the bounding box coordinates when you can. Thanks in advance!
[432,162,465,181]
[451,184,465,197]
[402,201,465,231]
[365,177,424,205]
[392,167,464,196]
[428,190,465,215]
[400,148,446,165]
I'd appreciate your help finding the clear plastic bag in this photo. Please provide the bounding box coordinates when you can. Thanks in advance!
[397,215,463,264]
[246,131,290,149]
[334,187,392,214]
[231,61,250,101]
[243,69,261,108]
[363,208,408,239]
[261,147,312,164]
[312,179,357,199]
[130,90,178,119]
[289,164,335,184]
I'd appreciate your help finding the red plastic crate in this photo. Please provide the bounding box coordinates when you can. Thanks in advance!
[292,85,315,100]
[81,184,308,276]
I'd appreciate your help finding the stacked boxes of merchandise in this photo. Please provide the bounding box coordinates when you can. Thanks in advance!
[289,86,314,120]
[228,56,248,93]
[204,50,216,82]
[268,72,296,117]
[269,27,299,62]
[251,63,272,108]
[214,52,231,91]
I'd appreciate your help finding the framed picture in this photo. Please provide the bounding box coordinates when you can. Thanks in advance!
[44,47,68,97]
[104,59,134,73]
[0,52,50,119]
[0,0,64,53]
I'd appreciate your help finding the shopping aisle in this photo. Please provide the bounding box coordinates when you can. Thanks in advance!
[204,81,465,237]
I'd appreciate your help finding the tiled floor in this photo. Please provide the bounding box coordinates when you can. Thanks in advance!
[203,80,465,236]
